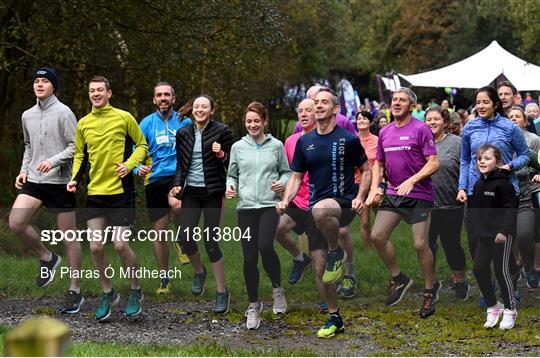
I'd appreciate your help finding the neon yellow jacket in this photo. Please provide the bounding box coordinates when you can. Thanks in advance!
[72,104,148,195]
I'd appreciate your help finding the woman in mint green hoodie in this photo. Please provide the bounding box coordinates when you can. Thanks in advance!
[226,102,291,330]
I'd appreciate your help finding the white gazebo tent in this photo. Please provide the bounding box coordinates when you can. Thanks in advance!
[397,41,540,90]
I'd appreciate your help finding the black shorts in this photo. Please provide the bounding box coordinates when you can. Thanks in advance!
[311,197,356,228]
[284,201,332,252]
[145,177,175,222]
[379,194,433,224]
[20,181,75,212]
[284,201,311,235]
[86,191,135,226]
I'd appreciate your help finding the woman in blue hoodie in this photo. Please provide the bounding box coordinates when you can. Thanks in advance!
[226,102,291,330]
[457,86,529,259]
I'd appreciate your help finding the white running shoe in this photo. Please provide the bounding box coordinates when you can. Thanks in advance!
[246,302,263,330]
[484,302,504,328]
[272,287,287,314]
[499,309,517,330]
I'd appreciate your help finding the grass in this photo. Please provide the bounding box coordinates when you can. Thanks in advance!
[0,199,539,356]
[0,329,316,357]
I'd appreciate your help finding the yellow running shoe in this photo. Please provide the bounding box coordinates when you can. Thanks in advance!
[156,280,171,294]
[174,242,190,265]
[317,314,344,338]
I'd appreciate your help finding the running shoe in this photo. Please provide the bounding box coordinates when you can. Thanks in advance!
[322,247,346,284]
[124,289,143,317]
[337,275,357,299]
[288,254,312,285]
[524,267,539,289]
[246,302,263,330]
[419,291,435,318]
[499,309,517,330]
[173,242,190,265]
[191,266,207,296]
[156,279,171,294]
[214,290,230,314]
[36,252,61,288]
[58,290,84,314]
[385,275,413,306]
[272,287,287,314]
[451,280,471,301]
[484,302,504,328]
[317,314,344,338]
[95,289,120,321]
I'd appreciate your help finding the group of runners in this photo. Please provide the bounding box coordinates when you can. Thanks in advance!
[8,67,539,338]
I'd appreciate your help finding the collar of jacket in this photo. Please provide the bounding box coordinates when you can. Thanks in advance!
[91,103,113,116]
[241,133,273,147]
[37,94,58,111]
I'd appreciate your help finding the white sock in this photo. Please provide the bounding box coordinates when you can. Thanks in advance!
[294,253,304,261]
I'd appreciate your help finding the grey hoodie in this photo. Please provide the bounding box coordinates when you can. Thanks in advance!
[20,95,77,184]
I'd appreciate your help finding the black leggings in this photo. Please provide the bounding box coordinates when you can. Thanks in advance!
[428,208,466,271]
[516,206,536,269]
[238,208,281,303]
[465,199,519,280]
[472,235,515,310]
[177,187,223,263]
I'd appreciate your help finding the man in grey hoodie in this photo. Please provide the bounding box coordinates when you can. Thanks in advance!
[8,67,83,314]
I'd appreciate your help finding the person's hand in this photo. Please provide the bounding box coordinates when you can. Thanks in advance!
[225,185,237,199]
[365,190,377,206]
[396,177,415,196]
[351,198,365,214]
[36,160,52,173]
[271,180,285,193]
[212,142,221,154]
[137,165,151,176]
[66,180,77,193]
[456,189,467,203]
[276,200,288,215]
[115,162,128,178]
[532,174,540,183]
[169,186,182,198]
[366,188,384,207]
[15,172,27,189]
[499,164,511,171]
[495,233,507,243]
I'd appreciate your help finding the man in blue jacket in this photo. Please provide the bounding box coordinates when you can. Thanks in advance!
[136,81,191,294]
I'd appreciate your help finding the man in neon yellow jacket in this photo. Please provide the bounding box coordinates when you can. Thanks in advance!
[67,75,148,322]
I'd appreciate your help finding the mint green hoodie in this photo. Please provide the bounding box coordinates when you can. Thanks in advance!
[227,134,291,210]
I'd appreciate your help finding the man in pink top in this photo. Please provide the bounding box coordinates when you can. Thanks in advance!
[366,87,440,318]
[276,99,316,286]
[292,85,357,135]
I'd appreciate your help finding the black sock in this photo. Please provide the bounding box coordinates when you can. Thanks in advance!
[329,310,340,318]
[392,272,405,283]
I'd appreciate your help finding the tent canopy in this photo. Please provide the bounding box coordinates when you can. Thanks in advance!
[398,41,540,91]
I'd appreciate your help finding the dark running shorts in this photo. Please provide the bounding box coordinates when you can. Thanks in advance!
[311,197,357,228]
[284,201,327,251]
[86,191,135,226]
[20,181,75,212]
[379,194,433,224]
[145,176,175,222]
